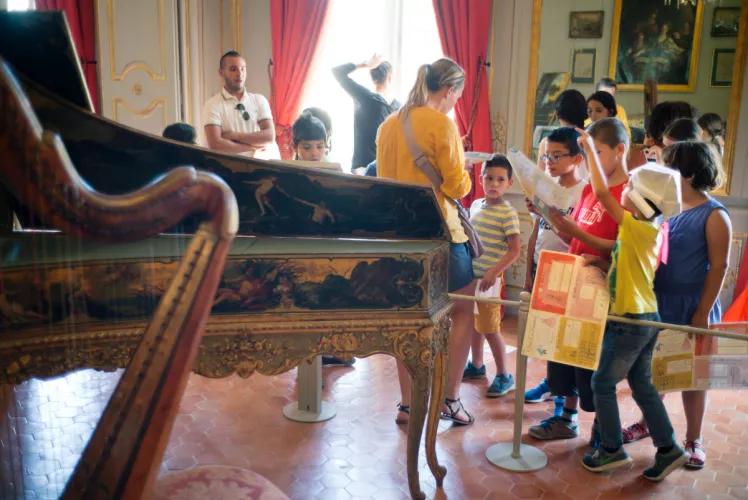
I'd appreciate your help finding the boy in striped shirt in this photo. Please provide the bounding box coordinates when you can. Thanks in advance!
[463,154,521,397]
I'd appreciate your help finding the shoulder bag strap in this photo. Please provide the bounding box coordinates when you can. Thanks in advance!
[401,115,444,189]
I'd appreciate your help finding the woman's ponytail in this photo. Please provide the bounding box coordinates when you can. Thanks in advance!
[399,64,431,119]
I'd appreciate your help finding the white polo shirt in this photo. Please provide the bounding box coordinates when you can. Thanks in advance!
[202,87,281,160]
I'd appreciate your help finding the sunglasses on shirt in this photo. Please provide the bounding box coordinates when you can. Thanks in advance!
[235,103,250,121]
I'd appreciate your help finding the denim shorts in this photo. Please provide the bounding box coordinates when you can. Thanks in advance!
[449,242,475,293]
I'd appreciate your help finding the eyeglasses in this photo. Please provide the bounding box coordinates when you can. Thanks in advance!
[540,153,576,164]
[235,103,250,121]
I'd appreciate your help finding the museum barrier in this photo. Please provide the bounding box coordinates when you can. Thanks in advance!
[448,291,748,473]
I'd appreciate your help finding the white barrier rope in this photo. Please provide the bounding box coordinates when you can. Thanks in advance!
[448,293,748,342]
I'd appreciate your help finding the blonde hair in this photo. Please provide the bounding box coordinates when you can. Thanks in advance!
[399,58,465,118]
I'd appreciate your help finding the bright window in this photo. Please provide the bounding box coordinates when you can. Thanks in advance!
[301,0,443,171]
[7,0,34,10]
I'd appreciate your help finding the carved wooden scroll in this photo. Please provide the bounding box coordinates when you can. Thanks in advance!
[0,57,239,499]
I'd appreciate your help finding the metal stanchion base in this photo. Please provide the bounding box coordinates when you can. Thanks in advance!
[486,443,547,472]
[282,401,336,423]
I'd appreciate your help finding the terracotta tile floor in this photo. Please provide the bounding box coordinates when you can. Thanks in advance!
[2,317,748,499]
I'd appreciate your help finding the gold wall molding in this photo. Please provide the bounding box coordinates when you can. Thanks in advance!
[492,112,507,154]
[185,0,193,123]
[108,0,167,81]
[112,97,168,127]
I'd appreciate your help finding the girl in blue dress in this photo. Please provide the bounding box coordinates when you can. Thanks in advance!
[622,141,732,470]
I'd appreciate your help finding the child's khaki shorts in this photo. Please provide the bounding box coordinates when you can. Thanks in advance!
[473,277,503,334]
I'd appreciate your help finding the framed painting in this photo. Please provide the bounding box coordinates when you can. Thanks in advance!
[534,72,571,127]
[569,11,604,39]
[609,0,704,92]
[712,7,740,37]
[571,48,597,84]
[711,48,736,87]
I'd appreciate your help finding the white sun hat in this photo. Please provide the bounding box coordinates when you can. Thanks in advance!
[627,163,682,221]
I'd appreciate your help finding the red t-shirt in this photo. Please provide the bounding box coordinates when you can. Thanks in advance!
[568,182,627,258]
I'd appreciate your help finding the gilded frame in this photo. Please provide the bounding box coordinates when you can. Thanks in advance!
[608,0,704,92]
[524,0,748,197]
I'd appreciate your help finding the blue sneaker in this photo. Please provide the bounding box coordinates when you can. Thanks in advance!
[553,396,565,417]
[643,446,688,482]
[463,361,486,380]
[525,378,553,403]
[582,447,632,472]
[486,374,515,398]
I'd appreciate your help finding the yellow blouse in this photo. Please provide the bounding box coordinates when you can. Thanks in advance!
[376,107,472,243]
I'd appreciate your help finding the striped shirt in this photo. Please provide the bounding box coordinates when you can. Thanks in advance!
[470,199,520,278]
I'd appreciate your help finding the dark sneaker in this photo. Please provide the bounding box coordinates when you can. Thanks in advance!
[321,356,355,367]
[589,421,601,449]
[553,396,565,417]
[462,361,487,380]
[525,378,552,403]
[643,446,688,482]
[582,448,632,472]
[486,374,515,398]
[529,415,579,440]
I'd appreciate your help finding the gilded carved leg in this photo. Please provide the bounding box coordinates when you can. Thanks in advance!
[425,344,447,485]
[405,360,430,500]
[426,308,450,486]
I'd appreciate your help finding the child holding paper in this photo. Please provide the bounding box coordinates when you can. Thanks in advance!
[574,126,688,481]
[528,118,629,447]
[462,155,520,398]
[524,128,587,412]
[621,141,731,470]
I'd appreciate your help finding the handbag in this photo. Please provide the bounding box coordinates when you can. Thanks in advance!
[401,116,484,259]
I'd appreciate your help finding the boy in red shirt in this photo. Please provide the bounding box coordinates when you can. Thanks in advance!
[528,118,630,446]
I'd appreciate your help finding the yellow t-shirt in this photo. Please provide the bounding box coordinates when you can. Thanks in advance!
[585,104,631,137]
[376,107,472,243]
[608,211,661,316]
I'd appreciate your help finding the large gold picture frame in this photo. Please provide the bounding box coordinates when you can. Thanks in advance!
[608,0,704,92]
[524,0,748,197]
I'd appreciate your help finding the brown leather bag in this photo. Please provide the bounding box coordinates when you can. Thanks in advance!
[402,116,484,259]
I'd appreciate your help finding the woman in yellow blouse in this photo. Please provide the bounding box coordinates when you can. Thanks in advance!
[377,58,475,426]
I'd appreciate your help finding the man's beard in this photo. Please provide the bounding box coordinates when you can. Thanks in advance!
[224,79,243,93]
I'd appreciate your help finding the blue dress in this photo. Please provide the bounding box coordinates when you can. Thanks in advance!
[654,198,728,326]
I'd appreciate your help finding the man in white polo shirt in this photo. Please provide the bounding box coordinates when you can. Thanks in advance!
[203,50,280,160]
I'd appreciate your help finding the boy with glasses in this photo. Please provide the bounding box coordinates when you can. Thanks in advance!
[523,127,587,412]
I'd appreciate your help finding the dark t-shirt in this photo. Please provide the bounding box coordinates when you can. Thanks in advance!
[333,63,401,170]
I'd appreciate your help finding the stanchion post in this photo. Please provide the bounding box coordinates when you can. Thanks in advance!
[283,356,336,423]
[485,291,547,471]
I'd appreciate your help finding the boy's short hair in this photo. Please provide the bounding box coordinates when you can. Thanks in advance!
[371,61,393,84]
[555,90,588,129]
[482,154,513,179]
[547,127,583,155]
[664,118,701,143]
[587,117,630,150]
[163,123,197,144]
[292,112,327,147]
[596,78,617,91]
[303,107,332,152]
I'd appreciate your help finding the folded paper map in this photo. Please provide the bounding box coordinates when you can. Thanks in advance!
[522,250,610,370]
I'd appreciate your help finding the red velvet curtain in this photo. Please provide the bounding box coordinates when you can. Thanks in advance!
[433,0,493,204]
[269,0,331,159]
[36,0,99,113]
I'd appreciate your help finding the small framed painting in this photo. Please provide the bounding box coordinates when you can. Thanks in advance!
[571,49,597,84]
[569,11,604,38]
[711,7,740,37]
[711,48,736,87]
